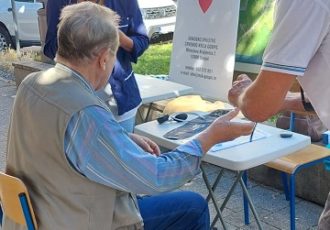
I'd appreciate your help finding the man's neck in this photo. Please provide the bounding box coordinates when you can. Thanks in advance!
[56,56,99,90]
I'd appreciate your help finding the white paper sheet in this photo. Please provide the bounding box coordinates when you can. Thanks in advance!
[209,128,271,152]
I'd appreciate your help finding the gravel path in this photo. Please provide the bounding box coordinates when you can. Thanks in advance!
[0,69,15,82]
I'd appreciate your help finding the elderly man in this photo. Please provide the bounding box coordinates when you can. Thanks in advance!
[6,2,253,230]
[228,0,330,229]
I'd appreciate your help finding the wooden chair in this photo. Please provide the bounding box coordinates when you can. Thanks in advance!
[0,172,38,230]
[264,144,330,230]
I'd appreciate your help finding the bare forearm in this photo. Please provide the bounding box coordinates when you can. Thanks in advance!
[237,83,285,122]
[119,31,133,52]
[281,92,305,112]
[229,71,296,122]
[197,129,220,153]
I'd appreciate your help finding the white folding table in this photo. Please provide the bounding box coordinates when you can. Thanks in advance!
[134,115,311,229]
[135,74,193,104]
[135,74,193,121]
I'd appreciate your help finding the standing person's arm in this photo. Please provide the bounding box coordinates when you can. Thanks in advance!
[44,0,69,59]
[228,71,296,122]
[121,0,149,62]
[118,30,134,52]
[228,0,329,122]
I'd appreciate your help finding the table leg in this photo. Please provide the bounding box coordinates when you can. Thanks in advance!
[211,171,243,227]
[201,165,227,230]
[209,170,263,229]
[206,168,225,202]
[137,107,145,123]
[239,175,263,229]
[144,103,154,122]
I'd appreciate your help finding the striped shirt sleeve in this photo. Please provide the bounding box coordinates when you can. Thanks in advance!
[64,106,203,195]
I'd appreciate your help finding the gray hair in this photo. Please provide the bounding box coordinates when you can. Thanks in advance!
[57,2,119,63]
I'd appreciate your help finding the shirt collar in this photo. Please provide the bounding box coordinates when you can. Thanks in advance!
[55,63,95,94]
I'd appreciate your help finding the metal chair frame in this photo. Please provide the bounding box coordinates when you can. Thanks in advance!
[244,112,330,230]
[0,172,37,230]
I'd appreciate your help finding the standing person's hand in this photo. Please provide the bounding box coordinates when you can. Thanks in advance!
[197,108,254,153]
[129,133,161,156]
[228,74,253,107]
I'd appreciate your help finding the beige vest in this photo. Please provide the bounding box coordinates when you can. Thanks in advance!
[5,65,143,230]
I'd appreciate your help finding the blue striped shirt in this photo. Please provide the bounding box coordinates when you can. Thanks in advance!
[64,106,203,195]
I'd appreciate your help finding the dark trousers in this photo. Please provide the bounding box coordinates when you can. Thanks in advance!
[138,191,210,230]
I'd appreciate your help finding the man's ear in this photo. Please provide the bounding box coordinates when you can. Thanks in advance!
[98,48,109,71]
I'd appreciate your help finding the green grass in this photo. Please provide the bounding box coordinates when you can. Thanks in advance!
[134,1,276,74]
[133,43,173,75]
[236,0,275,57]
[0,48,41,74]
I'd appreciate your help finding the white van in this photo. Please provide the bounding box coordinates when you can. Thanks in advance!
[138,0,177,41]
[0,0,176,51]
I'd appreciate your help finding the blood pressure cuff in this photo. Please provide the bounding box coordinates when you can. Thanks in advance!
[163,109,231,140]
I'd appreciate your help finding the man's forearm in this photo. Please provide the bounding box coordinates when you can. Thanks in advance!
[281,92,305,112]
[119,31,134,52]
[228,71,297,122]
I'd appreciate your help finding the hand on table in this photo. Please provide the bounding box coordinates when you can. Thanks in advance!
[197,108,255,153]
[228,74,253,107]
[130,133,161,156]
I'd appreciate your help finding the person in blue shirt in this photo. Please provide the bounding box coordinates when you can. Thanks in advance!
[44,0,149,132]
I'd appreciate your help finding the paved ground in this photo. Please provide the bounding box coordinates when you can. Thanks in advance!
[0,76,15,172]
[0,75,324,229]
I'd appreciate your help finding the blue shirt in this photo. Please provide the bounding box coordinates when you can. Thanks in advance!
[60,64,204,195]
[106,0,149,115]
[44,0,149,115]
[64,106,203,194]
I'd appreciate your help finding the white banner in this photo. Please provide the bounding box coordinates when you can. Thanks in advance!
[169,0,240,101]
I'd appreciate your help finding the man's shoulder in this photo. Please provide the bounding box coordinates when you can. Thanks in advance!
[22,67,68,87]
[282,0,330,13]
[307,0,330,13]
[20,69,52,87]
[317,0,330,10]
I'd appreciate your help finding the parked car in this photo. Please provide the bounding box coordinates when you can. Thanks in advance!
[0,0,176,51]
[0,0,42,51]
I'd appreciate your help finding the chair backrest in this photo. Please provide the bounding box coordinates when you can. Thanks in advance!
[0,172,38,229]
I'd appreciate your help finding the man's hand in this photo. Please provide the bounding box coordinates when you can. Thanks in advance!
[129,133,161,156]
[197,108,255,153]
[228,74,253,106]
[228,70,296,122]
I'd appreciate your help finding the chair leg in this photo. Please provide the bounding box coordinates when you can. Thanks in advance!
[289,174,296,230]
[19,194,36,230]
[289,112,296,132]
[281,172,290,201]
[243,171,250,225]
[0,205,3,226]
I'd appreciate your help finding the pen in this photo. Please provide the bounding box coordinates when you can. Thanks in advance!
[249,122,257,142]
